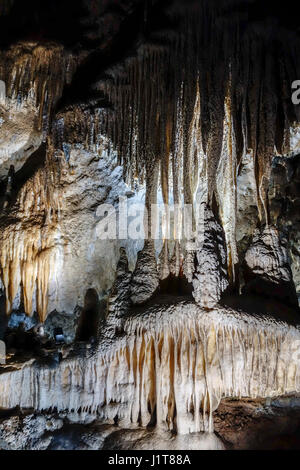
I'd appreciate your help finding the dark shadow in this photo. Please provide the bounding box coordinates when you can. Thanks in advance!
[75,289,100,342]
[0,295,7,341]
[159,272,193,297]
[220,293,300,326]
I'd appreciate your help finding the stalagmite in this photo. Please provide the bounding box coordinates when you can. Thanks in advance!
[107,248,131,324]
[158,241,170,281]
[192,204,229,308]
[130,240,159,305]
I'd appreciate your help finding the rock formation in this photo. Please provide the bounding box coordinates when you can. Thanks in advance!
[192,204,229,308]
[0,0,300,451]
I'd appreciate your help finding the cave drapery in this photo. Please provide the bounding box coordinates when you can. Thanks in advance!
[0,0,300,451]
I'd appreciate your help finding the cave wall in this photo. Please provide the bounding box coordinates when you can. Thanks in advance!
[0,0,300,450]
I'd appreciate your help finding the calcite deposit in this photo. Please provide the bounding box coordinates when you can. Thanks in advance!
[0,0,300,451]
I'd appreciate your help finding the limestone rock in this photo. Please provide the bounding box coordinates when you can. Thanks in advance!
[107,247,131,317]
[105,248,132,338]
[130,241,159,305]
[0,414,63,450]
[1,303,300,437]
[192,204,229,308]
[158,241,170,281]
[244,226,298,306]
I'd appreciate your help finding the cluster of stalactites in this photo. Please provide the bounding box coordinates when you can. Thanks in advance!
[1,306,300,434]
[90,3,299,228]
[0,42,76,136]
[0,155,62,321]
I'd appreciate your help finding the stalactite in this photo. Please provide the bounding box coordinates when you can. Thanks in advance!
[0,43,76,135]
[217,81,238,284]
[1,0,299,329]
[0,153,62,321]
[1,305,300,434]
[90,1,300,244]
